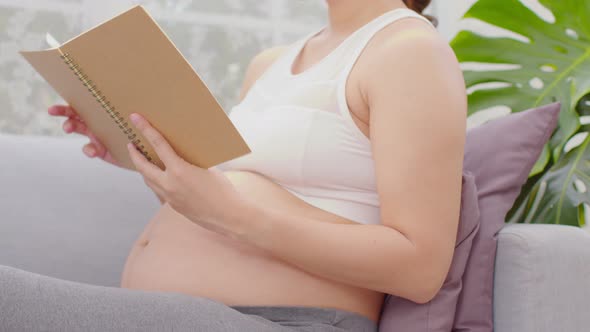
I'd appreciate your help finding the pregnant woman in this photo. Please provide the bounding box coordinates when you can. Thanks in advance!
[1,0,467,331]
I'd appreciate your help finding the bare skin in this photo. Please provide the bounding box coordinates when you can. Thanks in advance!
[48,0,467,324]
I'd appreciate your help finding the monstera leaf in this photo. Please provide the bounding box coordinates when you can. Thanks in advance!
[450,0,590,226]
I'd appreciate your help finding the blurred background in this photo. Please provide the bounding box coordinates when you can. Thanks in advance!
[0,0,477,136]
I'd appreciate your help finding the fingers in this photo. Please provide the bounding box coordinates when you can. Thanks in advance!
[81,130,109,159]
[102,150,122,167]
[63,118,88,135]
[54,105,88,138]
[48,105,81,120]
[129,113,178,165]
[83,142,122,167]
[83,140,108,159]
[53,105,114,164]
[86,132,108,156]
[127,141,163,182]
[83,143,98,158]
[64,119,108,161]
[59,114,107,160]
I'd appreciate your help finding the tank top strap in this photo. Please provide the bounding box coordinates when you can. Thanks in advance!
[266,8,433,82]
[330,8,436,144]
[253,8,435,92]
[336,8,436,79]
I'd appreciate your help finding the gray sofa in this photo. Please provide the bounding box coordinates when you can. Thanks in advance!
[1,132,590,332]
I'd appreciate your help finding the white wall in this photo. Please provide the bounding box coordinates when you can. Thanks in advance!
[0,0,486,136]
[0,0,322,136]
[429,0,476,41]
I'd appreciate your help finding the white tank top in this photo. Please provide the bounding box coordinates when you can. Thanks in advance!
[217,8,436,225]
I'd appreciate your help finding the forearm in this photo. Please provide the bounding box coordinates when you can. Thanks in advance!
[236,203,431,302]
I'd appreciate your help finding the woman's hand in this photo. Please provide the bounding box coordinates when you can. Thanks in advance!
[126,112,250,239]
[48,104,123,168]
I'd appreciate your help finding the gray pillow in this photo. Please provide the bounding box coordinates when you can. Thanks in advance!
[377,102,561,332]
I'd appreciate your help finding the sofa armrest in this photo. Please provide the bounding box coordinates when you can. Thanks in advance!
[494,223,590,332]
[0,133,160,287]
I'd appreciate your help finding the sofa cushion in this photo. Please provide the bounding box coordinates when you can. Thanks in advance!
[493,224,590,332]
[453,102,561,331]
[378,102,561,332]
[0,134,161,287]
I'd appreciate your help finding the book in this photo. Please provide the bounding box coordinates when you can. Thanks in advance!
[20,5,251,171]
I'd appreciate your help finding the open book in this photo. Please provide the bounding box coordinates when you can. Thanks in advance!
[20,5,251,171]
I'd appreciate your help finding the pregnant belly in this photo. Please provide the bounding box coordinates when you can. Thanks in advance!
[120,170,384,322]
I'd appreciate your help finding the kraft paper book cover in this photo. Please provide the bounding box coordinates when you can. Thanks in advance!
[20,5,251,171]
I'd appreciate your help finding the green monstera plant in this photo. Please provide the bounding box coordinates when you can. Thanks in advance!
[450,0,590,227]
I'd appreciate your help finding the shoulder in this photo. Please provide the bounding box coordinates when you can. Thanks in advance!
[362,18,465,99]
[358,18,467,116]
[370,17,453,64]
[239,46,289,101]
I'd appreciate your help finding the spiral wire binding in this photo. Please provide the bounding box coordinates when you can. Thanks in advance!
[58,50,153,162]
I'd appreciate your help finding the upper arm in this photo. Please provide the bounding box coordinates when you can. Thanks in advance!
[365,24,468,301]
[238,46,288,101]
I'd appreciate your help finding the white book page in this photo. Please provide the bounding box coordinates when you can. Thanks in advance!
[45,33,61,49]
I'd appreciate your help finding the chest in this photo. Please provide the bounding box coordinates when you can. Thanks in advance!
[216,36,378,194]
[218,73,376,193]
[290,34,372,140]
